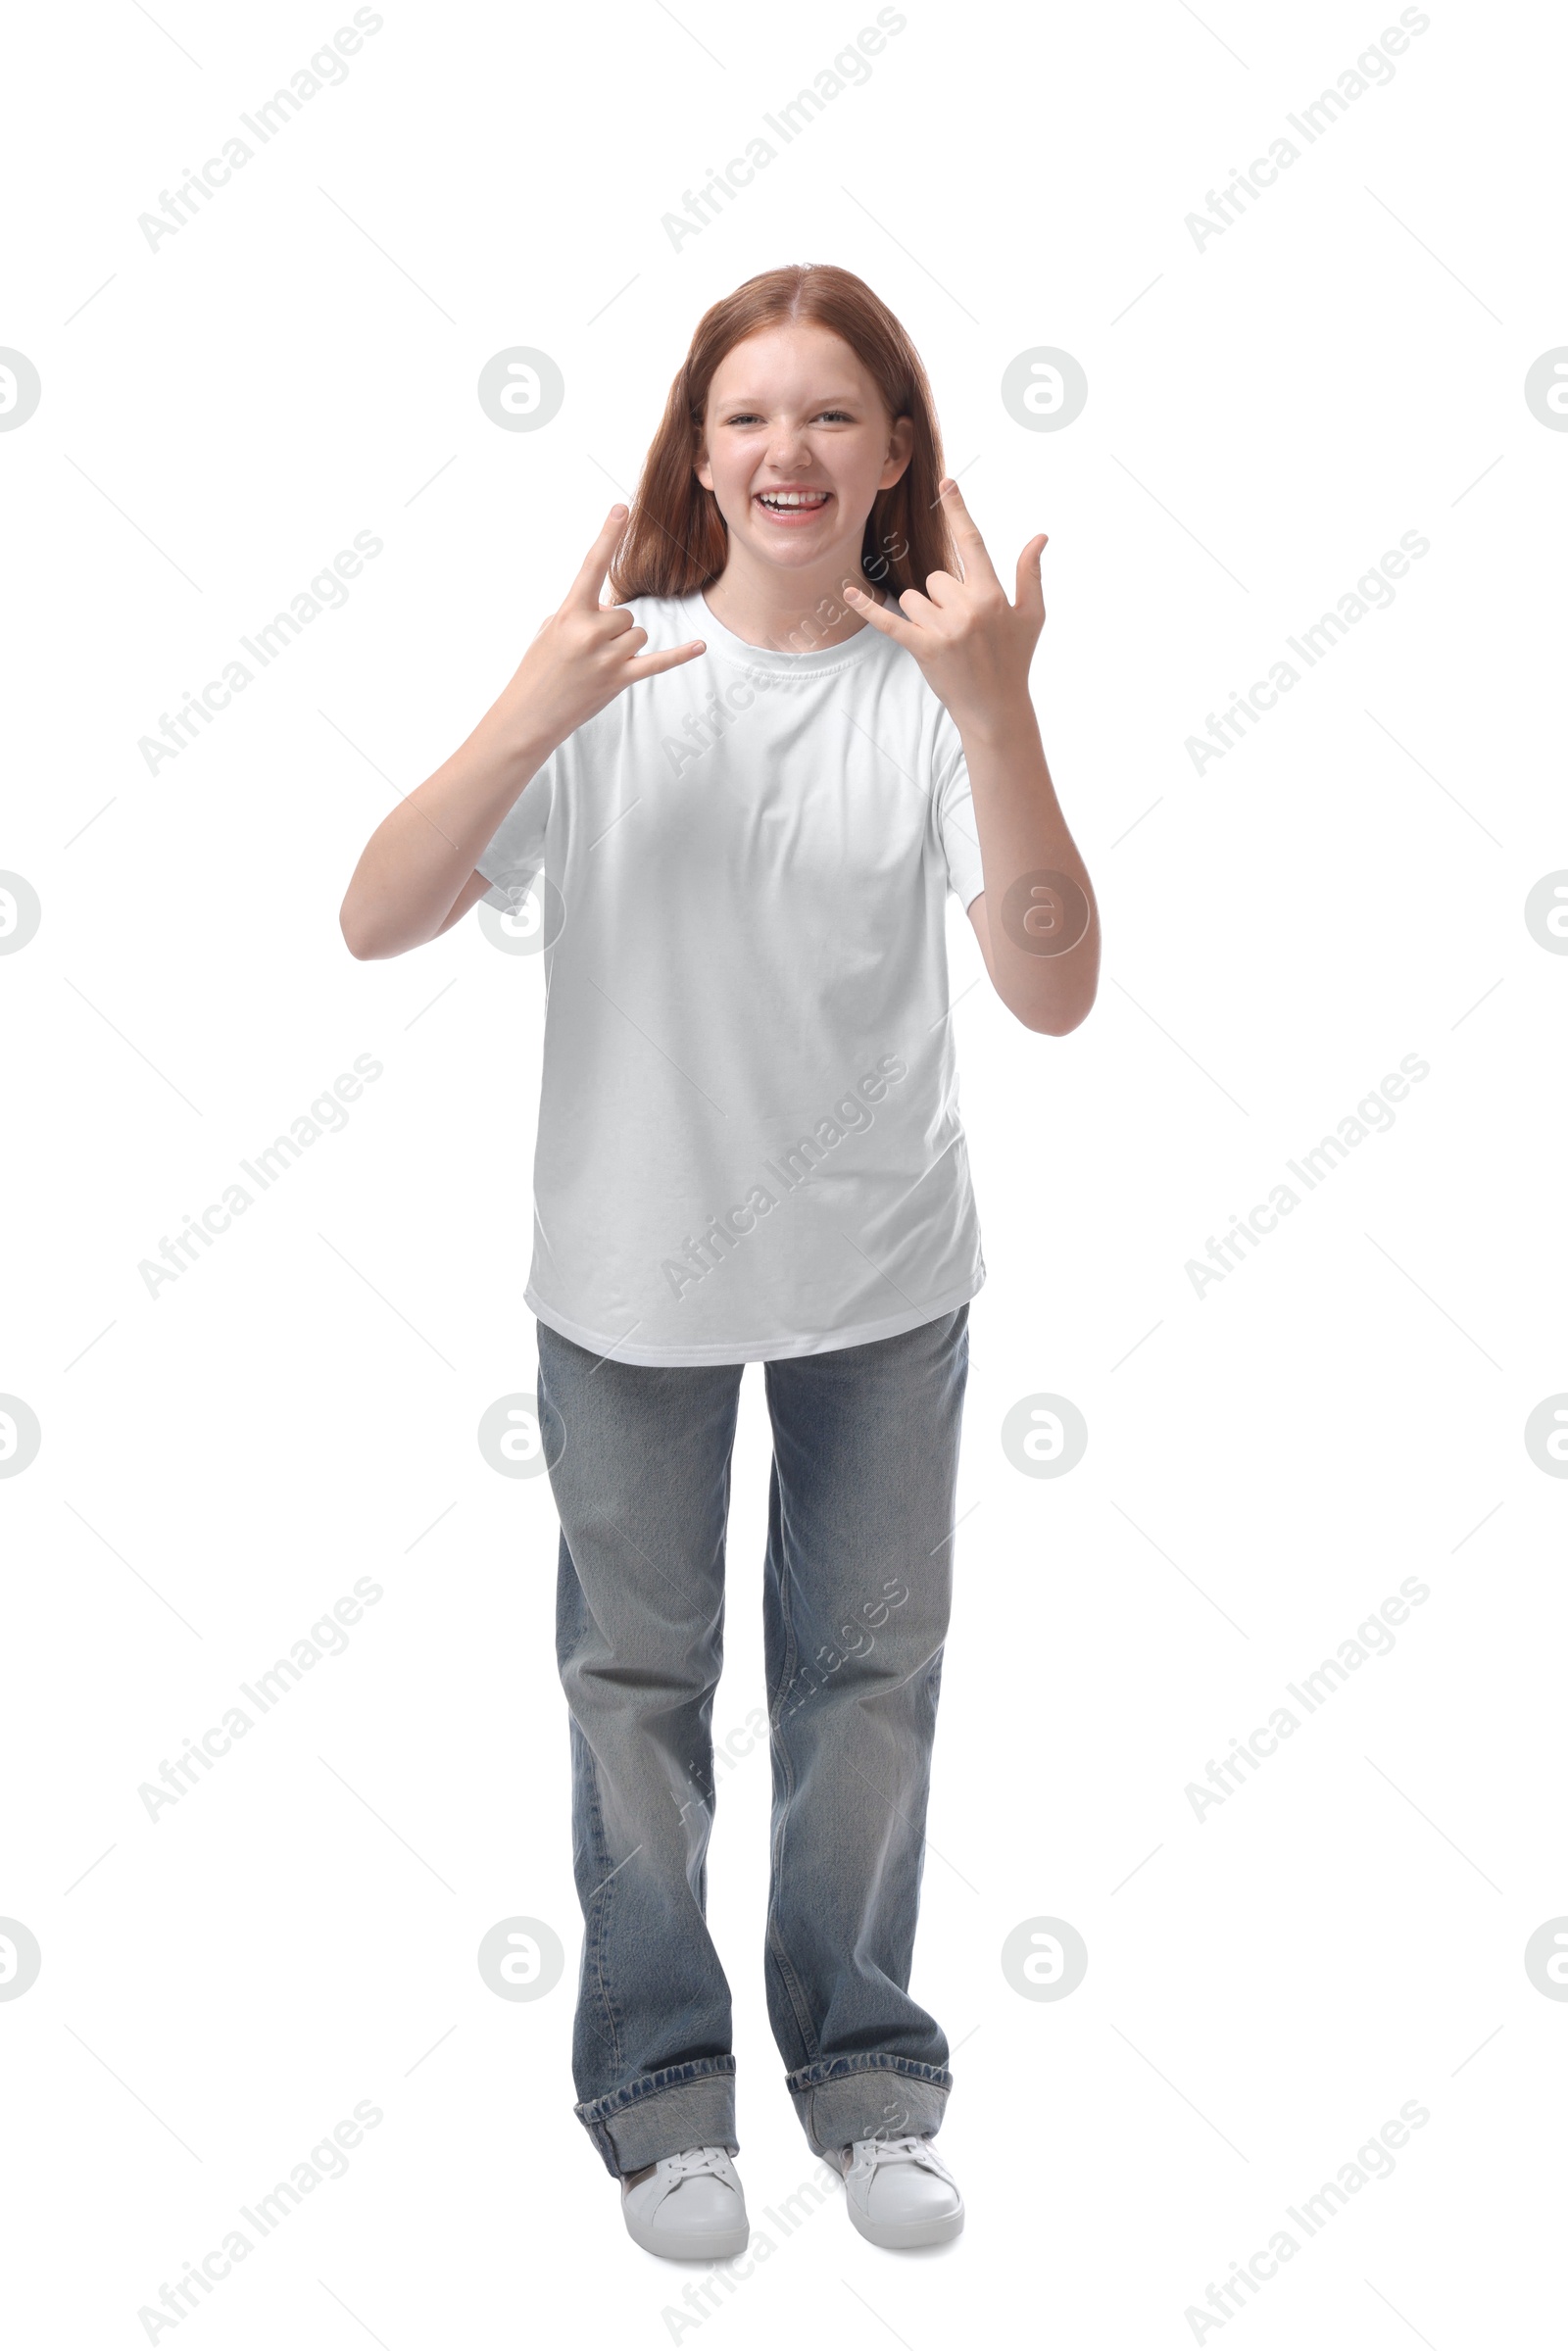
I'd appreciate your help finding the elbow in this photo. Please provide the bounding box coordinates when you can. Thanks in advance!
[1016,984,1098,1037]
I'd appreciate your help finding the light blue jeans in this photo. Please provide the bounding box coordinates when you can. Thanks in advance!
[535,1306,969,2177]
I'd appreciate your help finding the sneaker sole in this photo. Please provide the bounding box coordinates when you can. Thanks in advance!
[847,2197,965,2250]
[623,2211,751,2261]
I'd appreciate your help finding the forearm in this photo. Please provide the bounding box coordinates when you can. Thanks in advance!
[957,696,1099,1034]
[340,503,708,961]
[339,690,558,960]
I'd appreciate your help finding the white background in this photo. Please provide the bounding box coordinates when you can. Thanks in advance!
[3,0,1565,2342]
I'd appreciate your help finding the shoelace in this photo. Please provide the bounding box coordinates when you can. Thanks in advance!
[847,2133,955,2184]
[659,2145,733,2185]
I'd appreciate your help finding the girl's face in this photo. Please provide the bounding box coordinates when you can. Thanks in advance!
[694,322,914,579]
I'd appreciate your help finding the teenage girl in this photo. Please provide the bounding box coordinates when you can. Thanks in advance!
[340,264,1099,2258]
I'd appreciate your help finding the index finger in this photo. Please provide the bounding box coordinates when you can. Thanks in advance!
[936,477,1000,581]
[565,505,630,608]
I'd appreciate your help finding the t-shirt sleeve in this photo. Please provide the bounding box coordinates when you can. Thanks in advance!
[932,707,985,909]
[474,755,556,911]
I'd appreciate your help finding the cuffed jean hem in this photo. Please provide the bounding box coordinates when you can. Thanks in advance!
[785,2054,953,2158]
[574,2057,739,2179]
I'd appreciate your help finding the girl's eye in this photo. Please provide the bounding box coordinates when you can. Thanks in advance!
[720,409,856,425]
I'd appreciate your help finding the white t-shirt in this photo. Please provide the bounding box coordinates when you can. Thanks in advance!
[477,584,987,1365]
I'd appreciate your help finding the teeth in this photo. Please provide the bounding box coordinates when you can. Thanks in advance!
[759,491,829,507]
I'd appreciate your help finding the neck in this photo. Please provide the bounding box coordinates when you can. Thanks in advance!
[700,537,889,653]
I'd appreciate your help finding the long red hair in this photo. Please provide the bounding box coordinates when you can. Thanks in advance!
[609,264,955,602]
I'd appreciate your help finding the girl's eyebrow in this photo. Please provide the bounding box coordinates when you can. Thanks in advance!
[715,392,862,411]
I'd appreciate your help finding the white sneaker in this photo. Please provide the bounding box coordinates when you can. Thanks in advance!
[838,2134,965,2248]
[620,2144,750,2259]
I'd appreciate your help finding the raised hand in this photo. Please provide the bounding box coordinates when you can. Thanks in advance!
[505,504,706,746]
[844,480,1047,731]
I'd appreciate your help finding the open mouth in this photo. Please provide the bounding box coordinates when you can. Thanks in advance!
[754,489,833,517]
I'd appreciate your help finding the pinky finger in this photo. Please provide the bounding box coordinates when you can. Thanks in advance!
[624,638,707,681]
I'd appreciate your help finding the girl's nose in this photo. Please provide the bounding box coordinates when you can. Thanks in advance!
[765,423,812,465]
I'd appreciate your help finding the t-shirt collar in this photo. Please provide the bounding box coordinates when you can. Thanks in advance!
[681,584,898,674]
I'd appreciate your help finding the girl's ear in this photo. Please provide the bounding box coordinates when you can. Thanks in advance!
[694,436,713,492]
[879,414,915,488]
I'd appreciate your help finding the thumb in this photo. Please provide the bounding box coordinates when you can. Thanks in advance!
[1015,533,1048,615]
